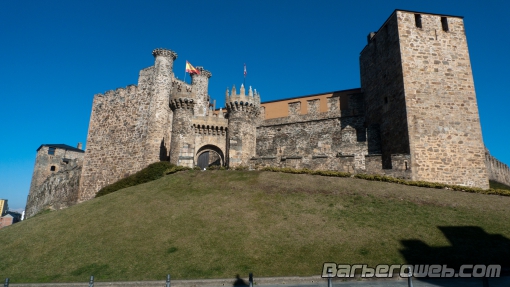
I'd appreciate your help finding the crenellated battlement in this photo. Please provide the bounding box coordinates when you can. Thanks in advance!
[193,114,228,128]
[152,48,177,60]
[172,78,193,93]
[193,114,228,136]
[225,84,260,114]
[169,96,194,110]
[94,85,139,105]
[194,67,212,79]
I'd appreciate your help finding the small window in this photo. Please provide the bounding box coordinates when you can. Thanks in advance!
[441,17,449,32]
[48,147,56,155]
[50,166,56,171]
[414,14,422,28]
[384,97,388,104]
[405,161,409,170]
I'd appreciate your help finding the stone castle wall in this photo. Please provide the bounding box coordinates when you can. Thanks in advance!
[486,149,510,186]
[26,159,82,217]
[251,94,411,178]
[360,12,408,169]
[78,69,154,202]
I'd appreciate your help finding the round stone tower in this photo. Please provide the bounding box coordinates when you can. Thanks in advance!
[191,67,212,117]
[146,48,177,164]
[225,84,260,167]
[169,91,195,168]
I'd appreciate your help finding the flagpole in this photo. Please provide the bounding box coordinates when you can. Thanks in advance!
[183,62,187,84]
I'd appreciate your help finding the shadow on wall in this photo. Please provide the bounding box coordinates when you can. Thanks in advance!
[400,226,510,271]
[160,139,168,161]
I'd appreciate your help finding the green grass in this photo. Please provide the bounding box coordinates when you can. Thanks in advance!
[1,170,510,283]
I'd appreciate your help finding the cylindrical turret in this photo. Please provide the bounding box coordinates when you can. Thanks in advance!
[145,48,177,164]
[169,93,195,167]
[191,67,212,117]
[226,84,260,168]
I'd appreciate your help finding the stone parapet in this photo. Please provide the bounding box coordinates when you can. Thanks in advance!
[152,48,177,60]
[225,84,260,112]
[192,115,228,129]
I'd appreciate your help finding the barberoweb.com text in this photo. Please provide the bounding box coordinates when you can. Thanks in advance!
[321,263,501,278]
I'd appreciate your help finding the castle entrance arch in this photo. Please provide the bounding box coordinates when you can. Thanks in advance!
[196,145,224,169]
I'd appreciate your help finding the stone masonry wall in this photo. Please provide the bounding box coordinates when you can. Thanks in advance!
[486,149,510,186]
[78,69,153,202]
[193,114,228,164]
[360,12,409,169]
[26,159,82,218]
[28,146,84,199]
[396,11,488,188]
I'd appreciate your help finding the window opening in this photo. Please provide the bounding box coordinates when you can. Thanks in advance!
[441,17,449,32]
[415,14,422,28]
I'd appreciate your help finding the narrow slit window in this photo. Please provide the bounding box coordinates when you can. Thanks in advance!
[414,14,422,28]
[441,17,449,32]
[404,161,408,170]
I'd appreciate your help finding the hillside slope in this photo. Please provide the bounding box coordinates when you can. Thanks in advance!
[1,170,510,283]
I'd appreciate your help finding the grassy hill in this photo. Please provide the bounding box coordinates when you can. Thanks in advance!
[1,170,510,283]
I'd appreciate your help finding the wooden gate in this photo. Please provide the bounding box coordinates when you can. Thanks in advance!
[197,151,210,169]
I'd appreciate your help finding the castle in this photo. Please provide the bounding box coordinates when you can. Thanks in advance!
[26,9,510,217]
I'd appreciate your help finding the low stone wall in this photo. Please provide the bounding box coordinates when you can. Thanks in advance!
[25,160,82,218]
[249,153,412,179]
[486,150,510,186]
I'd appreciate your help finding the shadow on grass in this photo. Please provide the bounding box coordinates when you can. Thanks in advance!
[400,226,510,286]
[233,274,249,287]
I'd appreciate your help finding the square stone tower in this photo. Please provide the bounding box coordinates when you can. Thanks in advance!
[360,10,488,189]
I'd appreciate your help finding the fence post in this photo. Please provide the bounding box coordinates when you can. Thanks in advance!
[166,274,171,287]
[249,273,253,287]
[4,278,9,287]
[482,277,489,287]
[89,275,94,287]
[327,268,333,287]
[407,267,413,287]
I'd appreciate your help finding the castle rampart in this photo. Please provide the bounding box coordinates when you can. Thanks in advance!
[486,149,510,186]
[78,82,148,202]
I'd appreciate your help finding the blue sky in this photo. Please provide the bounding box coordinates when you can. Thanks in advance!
[1,0,509,211]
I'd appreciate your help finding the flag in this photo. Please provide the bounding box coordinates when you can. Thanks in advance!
[244,63,247,77]
[186,61,200,74]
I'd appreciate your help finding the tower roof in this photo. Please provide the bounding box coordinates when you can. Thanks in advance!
[36,144,84,153]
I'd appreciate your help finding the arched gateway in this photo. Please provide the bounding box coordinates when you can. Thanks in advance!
[196,145,224,169]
